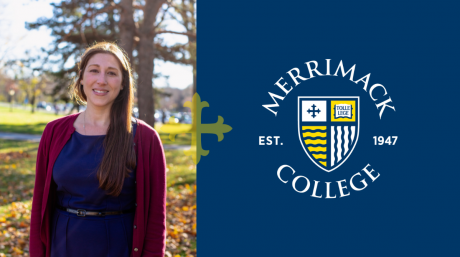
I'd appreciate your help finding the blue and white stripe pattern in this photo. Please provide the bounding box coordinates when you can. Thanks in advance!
[330,126,356,167]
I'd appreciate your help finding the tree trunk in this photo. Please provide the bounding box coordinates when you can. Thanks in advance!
[137,0,165,127]
[118,0,135,62]
[31,95,35,114]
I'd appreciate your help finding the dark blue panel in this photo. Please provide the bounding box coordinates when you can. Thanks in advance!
[198,1,460,256]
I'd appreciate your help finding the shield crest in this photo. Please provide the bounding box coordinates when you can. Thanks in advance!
[297,96,360,172]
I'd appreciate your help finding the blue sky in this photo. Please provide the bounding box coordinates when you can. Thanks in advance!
[0,0,193,89]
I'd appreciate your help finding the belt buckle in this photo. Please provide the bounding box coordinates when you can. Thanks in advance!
[76,209,86,217]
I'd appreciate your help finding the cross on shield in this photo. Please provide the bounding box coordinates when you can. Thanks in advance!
[297,96,360,172]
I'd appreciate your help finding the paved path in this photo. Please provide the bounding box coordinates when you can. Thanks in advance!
[0,132,42,142]
[0,132,190,150]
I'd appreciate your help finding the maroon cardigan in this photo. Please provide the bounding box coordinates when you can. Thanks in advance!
[29,113,166,257]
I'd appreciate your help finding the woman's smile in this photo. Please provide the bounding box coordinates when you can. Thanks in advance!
[92,89,109,96]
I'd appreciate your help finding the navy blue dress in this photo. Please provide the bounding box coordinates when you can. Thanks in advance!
[50,122,137,257]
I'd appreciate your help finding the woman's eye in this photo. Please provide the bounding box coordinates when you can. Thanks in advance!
[108,72,117,76]
[90,69,98,73]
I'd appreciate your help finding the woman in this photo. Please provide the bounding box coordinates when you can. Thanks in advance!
[29,42,166,257]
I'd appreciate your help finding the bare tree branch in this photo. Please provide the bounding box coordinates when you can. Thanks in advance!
[155,30,196,38]
[154,4,171,28]
[133,3,144,10]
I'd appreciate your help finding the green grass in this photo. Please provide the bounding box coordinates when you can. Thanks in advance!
[0,140,39,153]
[157,123,193,145]
[165,149,196,188]
[0,106,63,135]
[0,105,192,145]
[0,140,38,206]
[160,133,192,145]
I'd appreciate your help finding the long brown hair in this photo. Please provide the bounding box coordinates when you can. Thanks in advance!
[70,42,136,197]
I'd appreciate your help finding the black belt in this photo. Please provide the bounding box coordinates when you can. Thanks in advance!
[56,205,135,217]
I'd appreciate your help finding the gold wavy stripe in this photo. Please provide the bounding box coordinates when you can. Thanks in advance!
[313,154,326,159]
[302,126,326,131]
[304,139,326,145]
[319,161,327,167]
[308,146,327,152]
[303,132,326,138]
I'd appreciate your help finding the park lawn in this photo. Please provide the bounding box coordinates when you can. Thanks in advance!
[0,105,192,145]
[0,139,196,256]
[0,140,39,154]
[165,149,196,188]
[0,106,63,135]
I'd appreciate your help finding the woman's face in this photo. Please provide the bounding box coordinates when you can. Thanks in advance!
[81,53,123,109]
